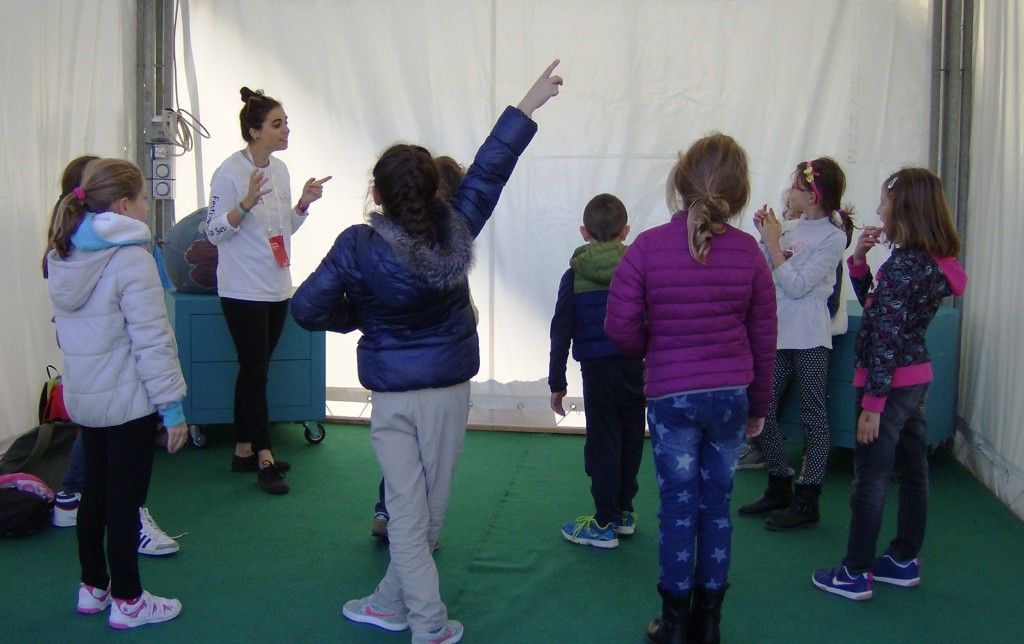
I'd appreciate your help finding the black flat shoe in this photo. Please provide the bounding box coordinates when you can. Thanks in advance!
[257,461,289,495]
[232,454,291,473]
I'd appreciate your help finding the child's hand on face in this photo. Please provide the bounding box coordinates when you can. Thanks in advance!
[853,225,882,263]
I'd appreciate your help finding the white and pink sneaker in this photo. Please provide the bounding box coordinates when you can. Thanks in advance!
[77,582,111,614]
[108,590,181,629]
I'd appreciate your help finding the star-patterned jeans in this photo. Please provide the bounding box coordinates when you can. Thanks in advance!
[648,388,748,595]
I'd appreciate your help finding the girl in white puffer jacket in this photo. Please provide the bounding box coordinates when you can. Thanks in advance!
[46,158,187,630]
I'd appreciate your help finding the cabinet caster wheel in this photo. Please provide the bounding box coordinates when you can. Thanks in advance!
[189,425,207,448]
[304,422,326,444]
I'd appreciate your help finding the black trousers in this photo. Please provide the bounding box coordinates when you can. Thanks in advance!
[78,414,158,600]
[220,297,289,453]
[580,356,646,527]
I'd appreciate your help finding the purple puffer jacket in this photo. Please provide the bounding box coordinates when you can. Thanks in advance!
[605,212,778,417]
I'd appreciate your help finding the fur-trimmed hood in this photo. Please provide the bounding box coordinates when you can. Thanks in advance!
[368,204,475,290]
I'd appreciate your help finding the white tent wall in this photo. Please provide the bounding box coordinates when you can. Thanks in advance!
[955,0,1024,520]
[2,0,933,445]
[168,0,931,428]
[1,0,136,448]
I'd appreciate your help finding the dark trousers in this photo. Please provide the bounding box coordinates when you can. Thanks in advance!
[220,297,289,453]
[846,384,930,573]
[376,477,387,515]
[580,356,646,527]
[78,414,158,600]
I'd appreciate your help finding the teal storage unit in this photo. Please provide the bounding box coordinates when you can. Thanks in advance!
[778,302,961,448]
[164,289,327,446]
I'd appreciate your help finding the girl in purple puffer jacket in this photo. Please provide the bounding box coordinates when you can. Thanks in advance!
[606,133,777,643]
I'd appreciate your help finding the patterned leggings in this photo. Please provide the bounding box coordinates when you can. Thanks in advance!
[758,347,830,485]
[648,388,748,594]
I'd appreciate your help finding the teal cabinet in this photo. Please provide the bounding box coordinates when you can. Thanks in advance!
[164,289,327,445]
[778,302,961,448]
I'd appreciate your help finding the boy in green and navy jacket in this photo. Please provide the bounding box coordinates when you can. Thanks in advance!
[549,193,646,549]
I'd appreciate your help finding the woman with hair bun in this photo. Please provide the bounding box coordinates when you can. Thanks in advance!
[205,87,331,495]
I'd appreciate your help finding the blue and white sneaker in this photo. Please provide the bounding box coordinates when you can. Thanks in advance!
[616,511,636,536]
[872,548,921,587]
[53,491,81,528]
[561,516,619,549]
[812,561,873,600]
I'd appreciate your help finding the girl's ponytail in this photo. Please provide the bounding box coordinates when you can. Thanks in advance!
[833,205,857,248]
[668,133,750,263]
[686,195,728,263]
[47,158,144,262]
[49,191,88,260]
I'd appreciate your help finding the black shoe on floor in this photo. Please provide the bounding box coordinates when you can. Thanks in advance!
[232,454,291,473]
[257,461,289,495]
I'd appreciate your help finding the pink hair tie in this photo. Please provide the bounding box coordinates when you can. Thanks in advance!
[72,186,86,201]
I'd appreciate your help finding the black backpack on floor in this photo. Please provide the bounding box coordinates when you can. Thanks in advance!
[0,488,50,537]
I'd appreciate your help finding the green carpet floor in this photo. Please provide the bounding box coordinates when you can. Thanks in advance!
[2,423,1023,643]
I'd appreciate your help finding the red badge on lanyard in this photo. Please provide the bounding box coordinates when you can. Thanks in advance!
[269,235,290,267]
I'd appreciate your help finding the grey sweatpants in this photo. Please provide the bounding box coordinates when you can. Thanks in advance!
[368,381,470,633]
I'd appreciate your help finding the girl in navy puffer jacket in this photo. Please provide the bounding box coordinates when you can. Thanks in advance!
[292,61,562,644]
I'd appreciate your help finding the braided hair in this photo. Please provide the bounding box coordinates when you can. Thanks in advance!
[373,144,447,243]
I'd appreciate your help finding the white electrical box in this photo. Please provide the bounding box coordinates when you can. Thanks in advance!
[151,144,175,200]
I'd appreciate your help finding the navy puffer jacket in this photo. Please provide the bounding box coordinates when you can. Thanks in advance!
[292,106,536,392]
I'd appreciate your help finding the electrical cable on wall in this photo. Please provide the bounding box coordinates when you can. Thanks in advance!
[153,107,209,156]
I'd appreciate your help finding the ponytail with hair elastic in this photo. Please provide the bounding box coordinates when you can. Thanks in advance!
[668,133,751,263]
[48,158,144,261]
[686,195,728,264]
[831,207,857,248]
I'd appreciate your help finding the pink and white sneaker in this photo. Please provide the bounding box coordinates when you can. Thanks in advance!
[77,582,111,614]
[108,590,182,629]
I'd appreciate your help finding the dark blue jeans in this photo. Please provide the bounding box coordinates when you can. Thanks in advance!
[648,388,748,595]
[62,433,86,494]
[846,384,930,573]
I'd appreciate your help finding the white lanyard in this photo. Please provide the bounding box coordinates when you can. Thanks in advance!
[242,149,285,236]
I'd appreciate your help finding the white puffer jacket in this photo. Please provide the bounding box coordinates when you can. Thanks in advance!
[46,211,185,428]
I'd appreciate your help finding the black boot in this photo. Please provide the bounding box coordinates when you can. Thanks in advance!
[689,584,729,644]
[738,474,792,517]
[645,585,692,644]
[765,483,820,531]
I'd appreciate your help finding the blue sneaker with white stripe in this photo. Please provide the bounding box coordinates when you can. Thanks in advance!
[812,561,873,600]
[616,511,636,536]
[561,516,618,549]
[872,548,921,587]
